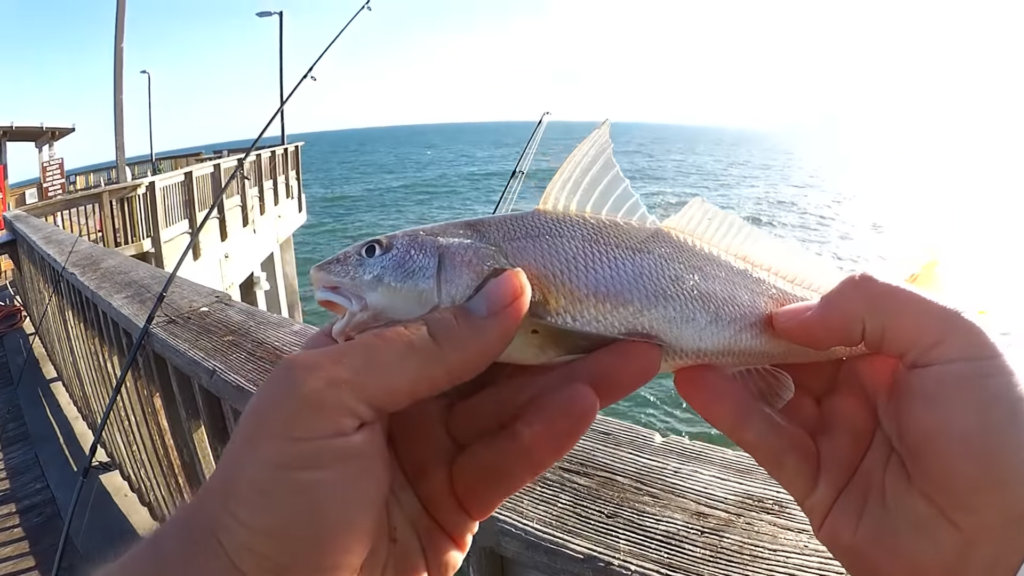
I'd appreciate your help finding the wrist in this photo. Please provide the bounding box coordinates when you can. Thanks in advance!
[95,494,245,576]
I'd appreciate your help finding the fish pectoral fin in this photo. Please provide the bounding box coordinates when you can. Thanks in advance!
[660,197,843,295]
[497,317,620,365]
[729,365,795,410]
[536,120,659,226]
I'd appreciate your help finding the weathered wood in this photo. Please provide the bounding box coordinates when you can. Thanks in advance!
[238,159,250,228]
[192,381,230,462]
[293,143,304,213]
[211,166,228,242]
[255,151,266,216]
[21,143,303,280]
[182,170,201,260]
[163,360,217,485]
[146,181,166,268]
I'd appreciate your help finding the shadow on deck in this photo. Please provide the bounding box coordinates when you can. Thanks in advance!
[0,305,78,574]
[0,287,154,575]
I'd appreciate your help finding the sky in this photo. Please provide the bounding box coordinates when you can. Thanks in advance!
[3,0,1024,185]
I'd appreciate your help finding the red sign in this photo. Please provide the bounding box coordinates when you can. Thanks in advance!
[41,157,67,201]
[0,164,6,230]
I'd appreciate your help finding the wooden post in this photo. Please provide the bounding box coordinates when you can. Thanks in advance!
[282,145,292,200]
[100,191,116,248]
[269,150,280,207]
[255,151,266,215]
[238,159,250,228]
[211,165,228,241]
[293,144,304,213]
[146,181,166,269]
[183,170,201,260]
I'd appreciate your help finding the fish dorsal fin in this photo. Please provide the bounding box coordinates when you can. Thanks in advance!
[537,120,658,226]
[662,196,844,294]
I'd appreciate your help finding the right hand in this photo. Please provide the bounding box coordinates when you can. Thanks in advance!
[674,274,1024,576]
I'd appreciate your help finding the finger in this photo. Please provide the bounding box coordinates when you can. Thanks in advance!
[452,381,599,520]
[302,320,339,350]
[777,389,820,435]
[388,399,468,549]
[447,341,661,446]
[301,268,531,417]
[771,273,998,367]
[775,361,843,399]
[673,365,817,503]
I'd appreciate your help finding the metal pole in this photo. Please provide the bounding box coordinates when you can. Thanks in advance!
[113,0,127,183]
[278,11,286,146]
[146,72,155,174]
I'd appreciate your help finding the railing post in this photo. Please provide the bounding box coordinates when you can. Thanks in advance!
[293,144,304,214]
[146,181,166,269]
[183,170,201,260]
[270,150,280,207]
[211,165,228,241]
[282,145,292,200]
[255,151,266,216]
[99,191,116,248]
[238,158,250,228]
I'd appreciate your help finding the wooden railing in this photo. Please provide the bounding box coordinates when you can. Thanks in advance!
[18,143,303,266]
[4,210,847,575]
[6,151,210,209]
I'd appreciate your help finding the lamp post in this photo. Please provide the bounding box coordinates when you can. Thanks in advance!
[139,69,156,175]
[256,10,285,146]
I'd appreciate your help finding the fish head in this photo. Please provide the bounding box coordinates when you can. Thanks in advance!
[310,225,510,341]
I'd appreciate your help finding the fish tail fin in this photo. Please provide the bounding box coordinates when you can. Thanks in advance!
[904,258,942,293]
[904,258,987,317]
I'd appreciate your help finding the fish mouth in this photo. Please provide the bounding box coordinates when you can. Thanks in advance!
[313,285,366,340]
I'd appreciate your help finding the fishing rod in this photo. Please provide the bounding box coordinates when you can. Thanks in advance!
[492,111,550,215]
[49,2,373,573]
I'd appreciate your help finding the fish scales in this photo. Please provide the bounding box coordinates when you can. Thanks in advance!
[432,209,842,369]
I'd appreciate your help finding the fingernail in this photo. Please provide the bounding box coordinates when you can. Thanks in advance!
[771,300,817,329]
[465,269,524,317]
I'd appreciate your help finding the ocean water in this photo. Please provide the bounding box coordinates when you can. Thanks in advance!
[287,121,1020,447]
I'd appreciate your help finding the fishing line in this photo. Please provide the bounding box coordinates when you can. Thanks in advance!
[49,2,373,573]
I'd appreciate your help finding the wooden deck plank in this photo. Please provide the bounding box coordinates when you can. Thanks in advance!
[0,333,80,575]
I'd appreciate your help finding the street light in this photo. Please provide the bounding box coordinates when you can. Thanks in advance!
[139,69,156,175]
[256,10,285,146]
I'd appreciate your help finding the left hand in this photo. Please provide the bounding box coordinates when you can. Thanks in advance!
[101,269,661,576]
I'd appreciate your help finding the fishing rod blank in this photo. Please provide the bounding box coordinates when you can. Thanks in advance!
[49,2,373,573]
[493,111,550,215]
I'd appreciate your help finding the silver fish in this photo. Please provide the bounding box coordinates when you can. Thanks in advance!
[310,121,933,408]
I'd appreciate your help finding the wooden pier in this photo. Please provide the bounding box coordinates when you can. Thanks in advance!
[16,143,306,320]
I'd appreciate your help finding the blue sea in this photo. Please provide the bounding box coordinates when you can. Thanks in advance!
[283,120,1021,448]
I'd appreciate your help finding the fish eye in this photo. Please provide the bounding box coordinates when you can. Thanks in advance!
[361,239,385,259]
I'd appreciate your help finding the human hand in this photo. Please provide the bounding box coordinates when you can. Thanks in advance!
[674,274,1024,576]
[102,268,661,576]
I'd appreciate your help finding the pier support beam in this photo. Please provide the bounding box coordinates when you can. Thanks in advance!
[279,236,302,322]
[260,245,289,317]
[239,270,268,312]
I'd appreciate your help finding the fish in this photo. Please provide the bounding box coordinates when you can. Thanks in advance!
[310,120,936,409]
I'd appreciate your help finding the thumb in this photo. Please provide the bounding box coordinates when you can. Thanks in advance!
[771,273,999,367]
[305,268,531,416]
